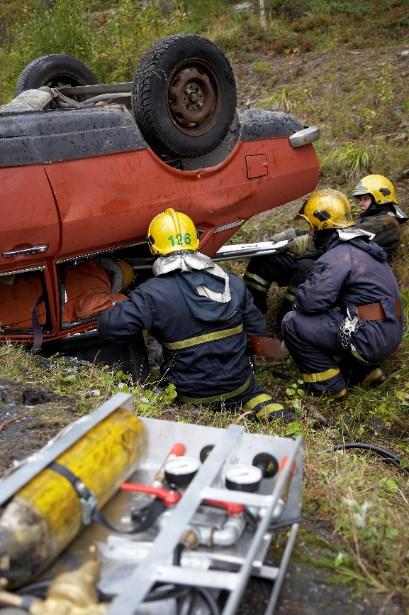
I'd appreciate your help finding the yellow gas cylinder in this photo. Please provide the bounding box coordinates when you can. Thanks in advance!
[0,406,146,587]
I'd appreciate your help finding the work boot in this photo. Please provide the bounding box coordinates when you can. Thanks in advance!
[361,368,387,389]
[308,387,348,400]
[243,391,296,423]
[329,387,348,399]
[254,403,296,423]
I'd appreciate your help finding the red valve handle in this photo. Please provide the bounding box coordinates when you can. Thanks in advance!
[279,456,297,475]
[168,443,186,457]
[121,483,244,515]
[121,482,181,507]
[202,499,244,516]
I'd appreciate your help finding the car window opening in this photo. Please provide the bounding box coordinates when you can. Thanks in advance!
[0,270,50,333]
[58,242,154,329]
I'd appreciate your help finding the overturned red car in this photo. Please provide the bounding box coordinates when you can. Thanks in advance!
[0,35,319,374]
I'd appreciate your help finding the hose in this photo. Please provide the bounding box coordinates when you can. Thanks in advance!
[173,543,184,566]
[144,584,190,602]
[332,442,409,473]
[243,508,300,531]
[193,588,220,615]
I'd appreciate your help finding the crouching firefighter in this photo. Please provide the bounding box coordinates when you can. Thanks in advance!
[244,174,406,319]
[281,189,403,397]
[98,208,292,422]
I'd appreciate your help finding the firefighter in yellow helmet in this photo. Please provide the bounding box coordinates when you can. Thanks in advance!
[244,175,407,318]
[297,188,354,230]
[281,189,402,397]
[352,174,407,260]
[99,208,293,422]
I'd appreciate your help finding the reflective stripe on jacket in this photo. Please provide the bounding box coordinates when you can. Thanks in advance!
[98,271,266,398]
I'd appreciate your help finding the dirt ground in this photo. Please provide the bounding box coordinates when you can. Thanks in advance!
[0,376,405,615]
[0,377,77,475]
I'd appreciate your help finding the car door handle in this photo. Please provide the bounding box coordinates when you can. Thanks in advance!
[2,244,48,257]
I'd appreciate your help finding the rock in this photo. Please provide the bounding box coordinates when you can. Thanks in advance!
[234,2,253,13]
[392,133,408,143]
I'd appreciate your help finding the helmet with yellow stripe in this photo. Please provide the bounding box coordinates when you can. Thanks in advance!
[297,189,354,231]
[147,208,199,256]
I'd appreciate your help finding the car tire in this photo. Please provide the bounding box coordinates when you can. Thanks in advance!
[15,54,98,97]
[132,35,237,157]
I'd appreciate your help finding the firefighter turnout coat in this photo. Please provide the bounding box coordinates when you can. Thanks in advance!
[99,253,267,405]
[281,231,403,395]
[244,204,403,314]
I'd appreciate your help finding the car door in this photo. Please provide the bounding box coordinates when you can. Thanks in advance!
[0,166,60,268]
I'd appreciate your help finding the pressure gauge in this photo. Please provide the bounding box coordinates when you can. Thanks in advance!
[164,456,200,487]
[225,464,263,493]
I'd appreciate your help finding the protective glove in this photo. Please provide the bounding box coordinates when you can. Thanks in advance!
[270,227,298,242]
[286,233,316,257]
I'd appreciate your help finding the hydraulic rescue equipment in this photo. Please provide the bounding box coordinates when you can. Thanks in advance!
[0,393,304,615]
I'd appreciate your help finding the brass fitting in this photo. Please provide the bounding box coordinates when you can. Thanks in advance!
[29,560,107,615]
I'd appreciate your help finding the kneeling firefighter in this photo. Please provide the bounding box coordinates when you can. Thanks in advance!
[281,189,403,397]
[99,209,292,421]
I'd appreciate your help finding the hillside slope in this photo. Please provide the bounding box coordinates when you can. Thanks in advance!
[0,32,408,615]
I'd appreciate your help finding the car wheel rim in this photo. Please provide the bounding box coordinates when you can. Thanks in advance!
[45,76,81,88]
[167,61,220,136]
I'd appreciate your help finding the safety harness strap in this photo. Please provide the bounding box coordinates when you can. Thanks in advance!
[164,323,243,351]
[48,462,165,533]
[31,294,44,354]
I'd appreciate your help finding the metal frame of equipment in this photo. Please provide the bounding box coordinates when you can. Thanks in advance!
[0,393,304,615]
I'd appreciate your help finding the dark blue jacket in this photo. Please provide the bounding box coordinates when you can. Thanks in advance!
[295,235,402,362]
[99,270,265,397]
[358,204,401,260]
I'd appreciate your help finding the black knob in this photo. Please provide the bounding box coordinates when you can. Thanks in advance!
[199,444,214,463]
[252,452,279,478]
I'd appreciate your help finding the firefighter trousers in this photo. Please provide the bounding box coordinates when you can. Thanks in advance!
[281,309,379,395]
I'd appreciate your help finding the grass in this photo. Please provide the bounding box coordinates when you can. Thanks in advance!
[0,336,408,602]
[321,143,371,181]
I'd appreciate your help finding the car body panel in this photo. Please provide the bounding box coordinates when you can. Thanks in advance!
[45,138,318,260]
[0,166,60,269]
[0,103,319,343]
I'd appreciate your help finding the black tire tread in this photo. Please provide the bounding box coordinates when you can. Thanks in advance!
[15,54,97,95]
[133,35,237,157]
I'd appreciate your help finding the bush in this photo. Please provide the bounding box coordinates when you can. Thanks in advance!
[0,0,93,101]
[0,0,186,103]
[321,142,371,181]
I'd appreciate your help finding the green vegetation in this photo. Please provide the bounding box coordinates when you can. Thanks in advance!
[0,0,186,98]
[0,0,408,610]
[1,0,408,102]
[1,335,408,600]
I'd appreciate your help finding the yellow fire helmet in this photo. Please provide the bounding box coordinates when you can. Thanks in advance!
[297,189,354,231]
[147,208,199,256]
[352,174,397,206]
[99,257,135,293]
[116,259,136,292]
